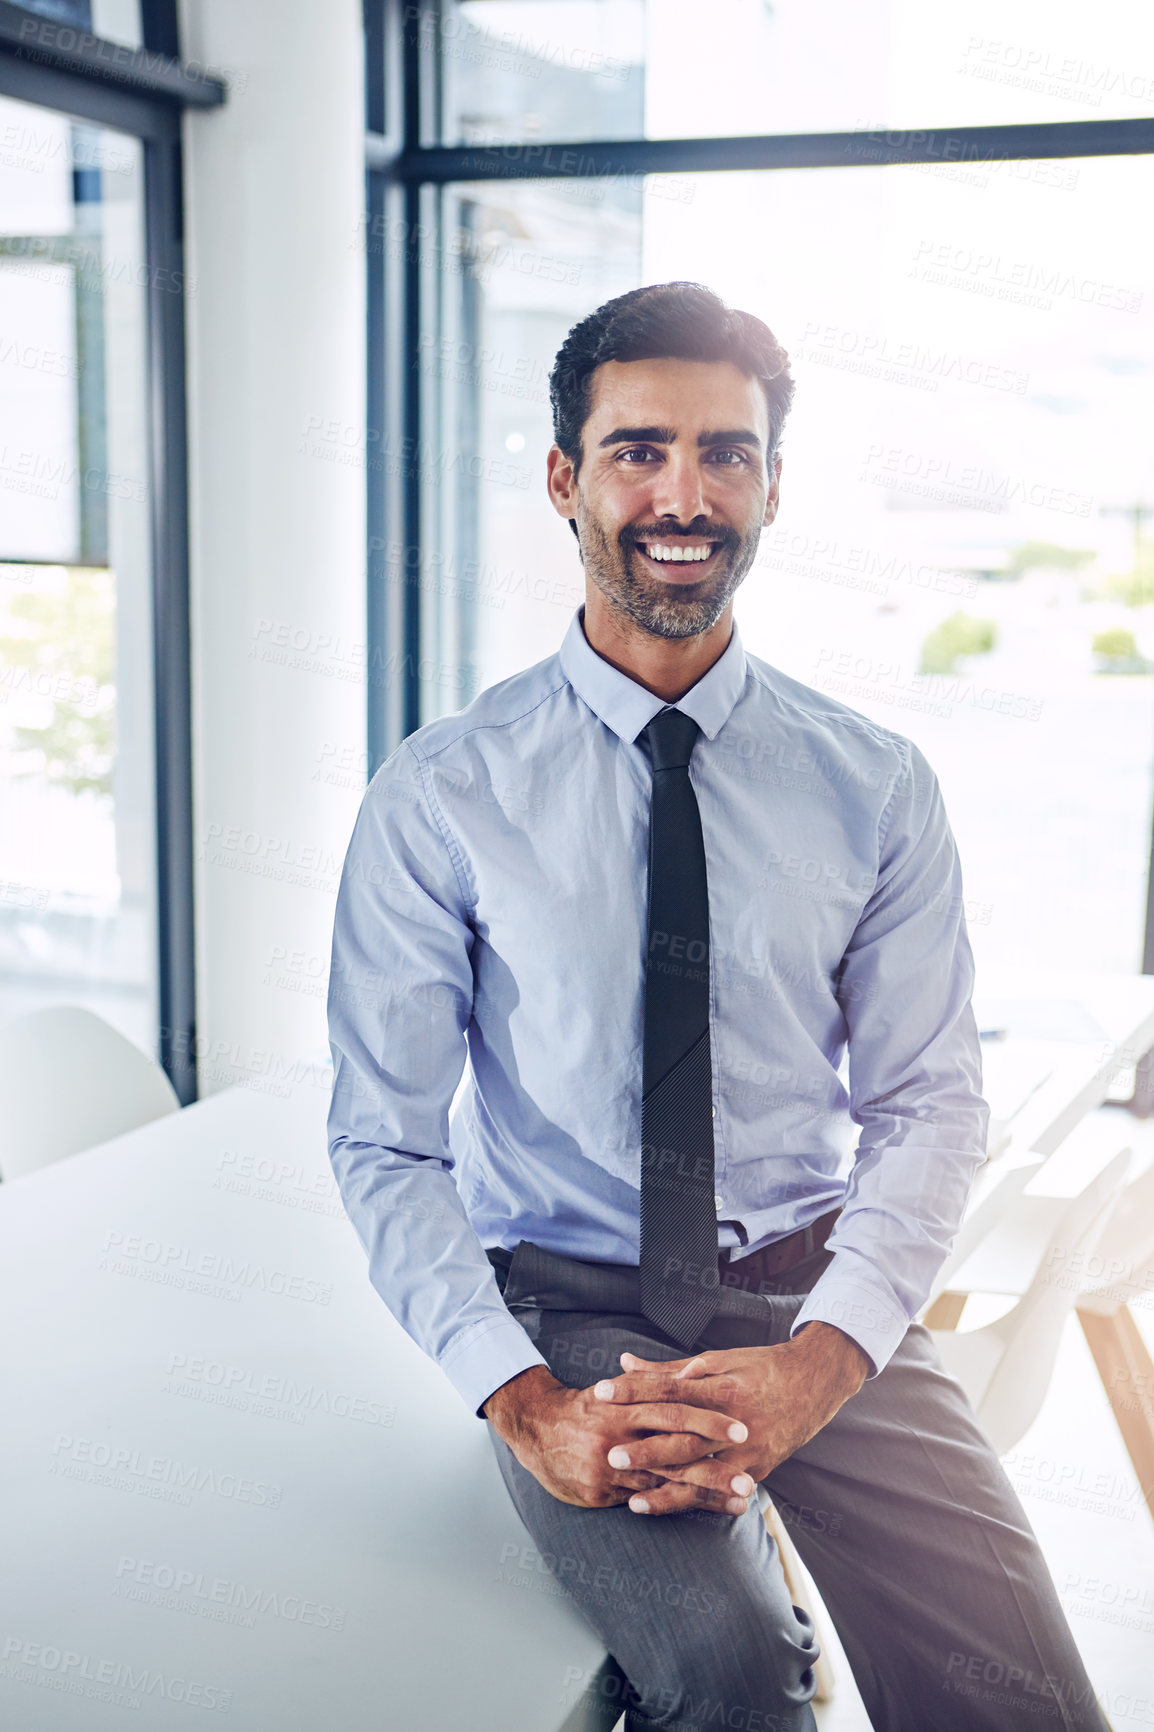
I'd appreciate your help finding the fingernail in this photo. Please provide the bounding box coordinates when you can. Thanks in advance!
[726,1497,747,1516]
[731,1474,753,1496]
[728,1421,748,1443]
[607,1446,631,1469]
[593,1380,615,1400]
[630,1496,650,1514]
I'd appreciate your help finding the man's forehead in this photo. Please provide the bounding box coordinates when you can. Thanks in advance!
[586,356,769,434]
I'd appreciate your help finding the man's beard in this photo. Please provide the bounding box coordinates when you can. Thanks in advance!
[577,512,761,639]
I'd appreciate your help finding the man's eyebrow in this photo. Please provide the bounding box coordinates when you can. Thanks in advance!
[594,425,764,450]
[597,425,678,448]
[697,428,762,449]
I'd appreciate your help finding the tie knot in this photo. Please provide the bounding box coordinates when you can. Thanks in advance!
[642,707,700,772]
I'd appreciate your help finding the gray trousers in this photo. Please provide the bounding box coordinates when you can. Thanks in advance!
[485,1238,1109,1732]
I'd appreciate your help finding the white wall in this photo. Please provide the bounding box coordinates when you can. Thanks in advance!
[178,0,366,1096]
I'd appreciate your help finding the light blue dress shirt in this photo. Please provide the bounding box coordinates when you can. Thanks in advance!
[327,605,989,1418]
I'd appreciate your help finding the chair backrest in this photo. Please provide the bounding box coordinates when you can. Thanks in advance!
[0,1006,180,1181]
[976,1149,1132,1454]
[923,1155,1042,1310]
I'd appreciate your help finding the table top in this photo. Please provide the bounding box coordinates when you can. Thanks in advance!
[0,1084,610,1732]
[972,967,1154,1158]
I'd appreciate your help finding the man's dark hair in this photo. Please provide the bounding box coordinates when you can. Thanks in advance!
[549,282,795,489]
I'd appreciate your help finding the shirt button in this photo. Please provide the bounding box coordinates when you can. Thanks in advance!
[714,1194,724,1212]
[711,1105,717,1118]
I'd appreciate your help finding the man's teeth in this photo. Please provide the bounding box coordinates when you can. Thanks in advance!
[641,543,715,562]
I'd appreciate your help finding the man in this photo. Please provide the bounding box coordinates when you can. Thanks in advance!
[327,283,1106,1729]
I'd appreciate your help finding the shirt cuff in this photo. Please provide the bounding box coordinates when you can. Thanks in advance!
[439,1312,550,1419]
[789,1262,911,1379]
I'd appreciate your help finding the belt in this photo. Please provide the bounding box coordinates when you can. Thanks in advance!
[717,1207,840,1292]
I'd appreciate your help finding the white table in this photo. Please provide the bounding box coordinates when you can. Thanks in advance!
[973,967,1154,1160]
[0,1085,614,1732]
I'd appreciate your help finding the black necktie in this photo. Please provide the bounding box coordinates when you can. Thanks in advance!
[637,707,720,1347]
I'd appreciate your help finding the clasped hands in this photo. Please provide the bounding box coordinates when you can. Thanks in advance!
[488,1323,869,1518]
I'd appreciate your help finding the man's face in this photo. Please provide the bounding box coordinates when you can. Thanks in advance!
[547,356,781,639]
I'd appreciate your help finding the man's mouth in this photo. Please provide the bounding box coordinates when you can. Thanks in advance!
[628,538,727,578]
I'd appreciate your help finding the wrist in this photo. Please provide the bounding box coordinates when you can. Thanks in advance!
[787,1321,870,1395]
[482,1364,563,1442]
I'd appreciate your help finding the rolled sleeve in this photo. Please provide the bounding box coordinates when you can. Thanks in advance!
[326,743,545,1417]
[799,739,990,1375]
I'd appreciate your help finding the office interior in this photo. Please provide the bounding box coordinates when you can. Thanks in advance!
[1,1,1154,1726]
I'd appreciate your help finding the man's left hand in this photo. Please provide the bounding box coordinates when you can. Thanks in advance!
[596,1322,871,1517]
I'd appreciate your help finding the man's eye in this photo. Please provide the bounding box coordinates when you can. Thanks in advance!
[617,447,657,463]
[711,449,748,465]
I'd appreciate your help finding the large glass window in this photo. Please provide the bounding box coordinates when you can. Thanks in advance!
[428,154,1154,981]
[437,0,1154,143]
[0,91,156,1047]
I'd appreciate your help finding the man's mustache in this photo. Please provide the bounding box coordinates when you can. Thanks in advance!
[620,522,740,548]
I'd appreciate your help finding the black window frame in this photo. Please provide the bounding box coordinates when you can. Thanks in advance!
[0,0,226,1103]
[365,0,1154,1109]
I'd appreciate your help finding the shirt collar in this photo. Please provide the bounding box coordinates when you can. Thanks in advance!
[559,603,748,746]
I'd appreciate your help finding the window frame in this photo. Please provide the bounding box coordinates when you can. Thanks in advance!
[0,0,226,1102]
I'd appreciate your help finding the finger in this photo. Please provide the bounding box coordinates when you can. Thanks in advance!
[616,1399,748,1446]
[628,1480,751,1518]
[613,1470,666,1493]
[672,1355,711,1380]
[595,1376,748,1432]
[619,1350,697,1374]
[629,1450,757,1501]
[608,1431,736,1473]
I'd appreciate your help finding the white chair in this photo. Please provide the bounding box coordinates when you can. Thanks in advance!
[921,1153,1043,1324]
[929,1150,1132,1455]
[0,1006,180,1181]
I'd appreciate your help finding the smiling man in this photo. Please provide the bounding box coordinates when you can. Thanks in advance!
[327,284,1106,1730]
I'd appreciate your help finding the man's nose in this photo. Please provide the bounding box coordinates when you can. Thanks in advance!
[649,455,710,526]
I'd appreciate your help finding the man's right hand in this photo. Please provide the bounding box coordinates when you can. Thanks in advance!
[482,1364,754,1514]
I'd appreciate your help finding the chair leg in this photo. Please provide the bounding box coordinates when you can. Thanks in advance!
[762,1496,837,1703]
[1076,1303,1154,1525]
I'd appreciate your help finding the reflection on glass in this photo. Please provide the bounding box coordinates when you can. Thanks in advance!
[435,159,1154,981]
[438,0,1154,141]
[438,0,644,144]
[0,93,156,1050]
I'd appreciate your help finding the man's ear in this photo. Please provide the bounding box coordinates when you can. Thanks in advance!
[547,443,579,523]
[763,454,783,528]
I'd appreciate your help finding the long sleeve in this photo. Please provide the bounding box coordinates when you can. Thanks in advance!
[790,738,990,1375]
[326,743,547,1417]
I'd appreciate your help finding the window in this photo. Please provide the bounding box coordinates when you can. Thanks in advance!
[0,93,156,1047]
[0,6,225,1099]
[367,0,1154,1050]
